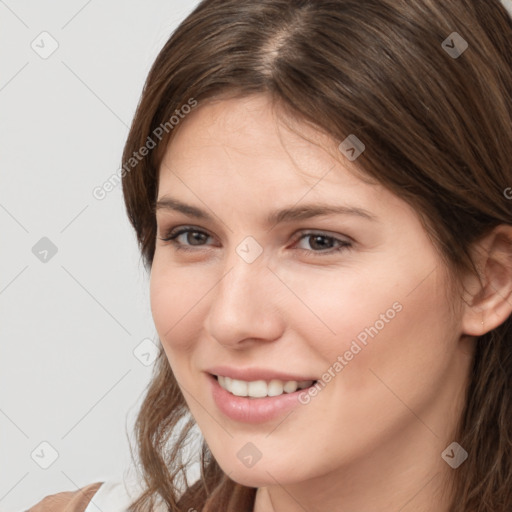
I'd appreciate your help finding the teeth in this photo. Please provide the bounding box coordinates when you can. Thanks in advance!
[217,376,314,398]
[231,378,248,396]
[248,380,268,398]
[268,379,285,397]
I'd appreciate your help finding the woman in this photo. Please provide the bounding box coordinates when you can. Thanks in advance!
[27,0,512,510]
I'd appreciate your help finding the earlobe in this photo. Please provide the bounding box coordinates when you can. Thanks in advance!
[461,224,512,336]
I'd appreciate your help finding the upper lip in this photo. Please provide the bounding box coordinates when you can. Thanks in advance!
[206,366,318,382]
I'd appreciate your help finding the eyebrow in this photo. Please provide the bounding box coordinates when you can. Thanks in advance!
[155,196,378,225]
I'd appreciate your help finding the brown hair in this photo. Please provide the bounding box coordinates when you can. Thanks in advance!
[121,1,512,510]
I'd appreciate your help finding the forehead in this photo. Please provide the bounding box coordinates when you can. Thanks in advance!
[160,94,369,188]
[156,93,414,226]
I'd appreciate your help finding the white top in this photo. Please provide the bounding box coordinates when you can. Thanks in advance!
[84,481,137,512]
[84,469,169,512]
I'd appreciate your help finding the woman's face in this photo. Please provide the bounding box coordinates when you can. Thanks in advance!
[150,93,473,489]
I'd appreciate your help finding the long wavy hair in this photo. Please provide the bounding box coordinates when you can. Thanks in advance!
[121,1,512,510]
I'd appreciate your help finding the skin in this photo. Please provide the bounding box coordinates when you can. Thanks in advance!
[149,93,512,512]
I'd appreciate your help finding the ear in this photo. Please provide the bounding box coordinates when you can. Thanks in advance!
[461,224,512,336]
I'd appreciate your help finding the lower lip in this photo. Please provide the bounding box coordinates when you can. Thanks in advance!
[208,373,314,424]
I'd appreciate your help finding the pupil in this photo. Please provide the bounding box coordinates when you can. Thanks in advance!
[311,235,331,250]
[189,232,206,245]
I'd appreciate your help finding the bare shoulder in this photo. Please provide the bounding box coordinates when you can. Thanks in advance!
[26,482,104,512]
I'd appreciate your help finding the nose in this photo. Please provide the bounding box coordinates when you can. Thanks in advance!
[203,249,286,349]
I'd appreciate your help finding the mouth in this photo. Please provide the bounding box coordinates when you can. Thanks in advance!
[212,373,318,399]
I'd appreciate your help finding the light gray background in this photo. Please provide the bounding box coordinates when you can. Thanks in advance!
[2,1,512,511]
[0,1,200,510]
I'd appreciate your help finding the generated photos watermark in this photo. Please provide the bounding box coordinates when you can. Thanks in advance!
[92,97,198,200]
[298,301,403,404]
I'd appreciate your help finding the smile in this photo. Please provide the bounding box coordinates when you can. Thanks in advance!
[215,375,316,398]
[208,373,319,423]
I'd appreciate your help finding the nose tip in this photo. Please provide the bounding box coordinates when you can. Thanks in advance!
[203,257,285,349]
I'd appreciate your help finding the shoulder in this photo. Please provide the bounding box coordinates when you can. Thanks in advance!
[26,482,104,512]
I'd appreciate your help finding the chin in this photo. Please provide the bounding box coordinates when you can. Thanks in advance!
[216,458,307,488]
[226,468,282,488]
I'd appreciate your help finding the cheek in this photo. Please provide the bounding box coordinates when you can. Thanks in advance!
[149,259,210,353]
[283,259,454,387]
[341,277,456,430]
[280,264,402,357]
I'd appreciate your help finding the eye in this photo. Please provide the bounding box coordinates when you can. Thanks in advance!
[158,226,353,256]
[293,231,352,255]
[158,226,214,251]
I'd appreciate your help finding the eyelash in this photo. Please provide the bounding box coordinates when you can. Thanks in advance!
[158,226,353,256]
